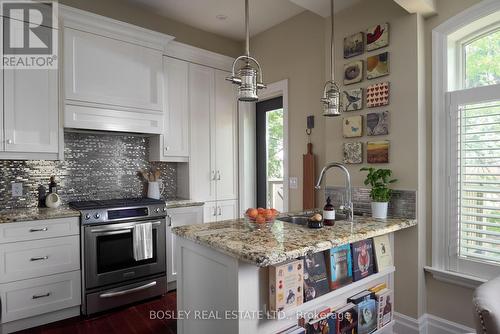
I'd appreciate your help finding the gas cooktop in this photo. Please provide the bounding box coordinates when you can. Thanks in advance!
[69,198,165,210]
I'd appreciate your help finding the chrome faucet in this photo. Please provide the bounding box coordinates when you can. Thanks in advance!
[315,162,354,222]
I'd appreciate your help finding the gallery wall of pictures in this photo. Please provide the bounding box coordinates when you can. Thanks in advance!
[341,23,391,165]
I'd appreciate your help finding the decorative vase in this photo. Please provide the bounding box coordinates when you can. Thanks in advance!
[371,202,388,219]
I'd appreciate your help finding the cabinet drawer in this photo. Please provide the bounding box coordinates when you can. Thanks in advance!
[0,236,80,283]
[0,271,81,323]
[0,218,79,244]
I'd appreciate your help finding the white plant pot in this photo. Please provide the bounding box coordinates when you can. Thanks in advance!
[371,202,388,219]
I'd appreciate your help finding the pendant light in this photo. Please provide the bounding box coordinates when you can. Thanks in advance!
[321,0,342,116]
[226,0,266,101]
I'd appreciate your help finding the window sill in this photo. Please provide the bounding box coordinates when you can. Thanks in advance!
[424,266,487,289]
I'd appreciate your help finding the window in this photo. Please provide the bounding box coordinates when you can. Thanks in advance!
[434,11,500,280]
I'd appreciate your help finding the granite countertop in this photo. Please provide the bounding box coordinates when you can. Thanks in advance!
[0,206,80,224]
[165,199,205,209]
[172,215,417,267]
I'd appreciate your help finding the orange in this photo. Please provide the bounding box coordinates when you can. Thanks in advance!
[246,208,258,219]
[255,215,266,224]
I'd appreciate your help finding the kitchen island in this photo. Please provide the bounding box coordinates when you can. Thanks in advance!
[172,215,416,334]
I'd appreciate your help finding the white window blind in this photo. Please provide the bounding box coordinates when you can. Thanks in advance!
[448,83,500,277]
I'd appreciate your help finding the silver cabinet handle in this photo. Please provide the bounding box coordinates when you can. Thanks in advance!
[216,170,221,180]
[167,214,172,227]
[218,206,222,216]
[32,292,51,299]
[211,170,216,180]
[212,207,217,216]
[29,227,48,232]
[6,139,12,144]
[30,256,48,261]
[99,281,157,298]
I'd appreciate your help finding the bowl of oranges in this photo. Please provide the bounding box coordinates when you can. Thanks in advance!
[245,207,279,226]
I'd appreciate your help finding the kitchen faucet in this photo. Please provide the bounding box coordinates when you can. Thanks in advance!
[315,162,354,222]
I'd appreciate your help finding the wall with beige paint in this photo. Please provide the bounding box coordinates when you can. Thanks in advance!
[250,11,327,211]
[324,0,423,319]
[424,0,481,328]
[59,0,242,57]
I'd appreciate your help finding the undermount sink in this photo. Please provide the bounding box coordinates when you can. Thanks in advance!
[277,212,362,225]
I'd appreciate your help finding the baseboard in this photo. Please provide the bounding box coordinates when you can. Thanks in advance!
[394,312,475,334]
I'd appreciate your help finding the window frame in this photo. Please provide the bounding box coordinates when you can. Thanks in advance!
[432,0,500,283]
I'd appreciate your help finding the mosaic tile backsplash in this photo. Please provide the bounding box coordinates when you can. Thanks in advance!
[0,132,177,209]
[324,186,417,219]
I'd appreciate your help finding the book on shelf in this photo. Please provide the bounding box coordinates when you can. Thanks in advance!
[368,283,387,294]
[375,288,393,328]
[325,244,353,290]
[306,314,335,334]
[336,303,358,334]
[303,252,330,302]
[351,239,375,281]
[348,291,377,334]
[269,259,304,312]
[373,235,393,272]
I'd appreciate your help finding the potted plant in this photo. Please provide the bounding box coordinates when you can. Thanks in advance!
[360,167,397,219]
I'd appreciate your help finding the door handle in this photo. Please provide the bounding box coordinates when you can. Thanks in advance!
[29,227,48,232]
[212,207,217,216]
[218,206,222,216]
[167,215,172,227]
[211,170,216,180]
[32,292,51,299]
[216,170,221,180]
[99,281,157,298]
[30,256,49,261]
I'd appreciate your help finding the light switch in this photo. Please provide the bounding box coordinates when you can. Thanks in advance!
[289,177,298,189]
[12,182,23,197]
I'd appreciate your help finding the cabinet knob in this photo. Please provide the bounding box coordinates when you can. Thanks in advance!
[6,139,12,144]
[165,146,170,151]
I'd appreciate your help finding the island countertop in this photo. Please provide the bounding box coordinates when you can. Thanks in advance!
[172,215,417,267]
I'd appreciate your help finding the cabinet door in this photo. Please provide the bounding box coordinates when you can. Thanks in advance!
[203,202,218,224]
[166,206,203,283]
[64,28,163,112]
[217,199,239,221]
[214,70,238,201]
[3,21,58,153]
[163,57,189,158]
[189,64,216,202]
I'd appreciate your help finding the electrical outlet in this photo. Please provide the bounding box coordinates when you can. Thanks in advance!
[12,182,23,197]
[289,177,298,190]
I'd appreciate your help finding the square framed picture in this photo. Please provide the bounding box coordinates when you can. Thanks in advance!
[343,115,363,138]
[367,52,389,79]
[366,81,390,108]
[344,32,364,58]
[343,142,363,164]
[366,23,389,51]
[366,111,389,136]
[344,60,363,85]
[367,140,389,163]
[342,88,363,112]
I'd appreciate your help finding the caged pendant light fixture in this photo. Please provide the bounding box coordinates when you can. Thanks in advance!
[226,0,266,101]
[321,0,342,116]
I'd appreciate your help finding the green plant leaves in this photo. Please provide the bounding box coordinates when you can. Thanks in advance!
[359,167,397,202]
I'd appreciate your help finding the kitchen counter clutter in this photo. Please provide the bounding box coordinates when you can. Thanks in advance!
[172,215,416,267]
[0,206,80,224]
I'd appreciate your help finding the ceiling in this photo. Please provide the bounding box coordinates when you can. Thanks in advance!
[126,0,363,41]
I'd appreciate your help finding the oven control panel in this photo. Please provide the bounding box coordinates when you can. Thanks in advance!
[80,204,167,225]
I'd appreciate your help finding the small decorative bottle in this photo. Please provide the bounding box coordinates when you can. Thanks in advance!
[49,176,57,194]
[323,197,335,226]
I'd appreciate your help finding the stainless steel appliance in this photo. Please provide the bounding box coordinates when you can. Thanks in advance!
[70,198,168,315]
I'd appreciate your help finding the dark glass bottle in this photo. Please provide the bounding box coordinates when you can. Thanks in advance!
[49,176,57,194]
[323,197,335,226]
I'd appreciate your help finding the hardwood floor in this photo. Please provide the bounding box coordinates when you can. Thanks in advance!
[16,292,177,334]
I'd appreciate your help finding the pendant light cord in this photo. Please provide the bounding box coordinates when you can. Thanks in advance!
[330,0,335,82]
[245,0,250,57]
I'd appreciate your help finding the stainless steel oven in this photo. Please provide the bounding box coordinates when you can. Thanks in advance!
[70,198,168,315]
[83,219,166,289]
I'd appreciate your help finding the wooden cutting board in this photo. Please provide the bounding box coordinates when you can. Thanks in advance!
[303,143,316,210]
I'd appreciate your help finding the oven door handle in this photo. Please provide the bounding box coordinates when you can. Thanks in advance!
[98,281,157,298]
[90,221,161,234]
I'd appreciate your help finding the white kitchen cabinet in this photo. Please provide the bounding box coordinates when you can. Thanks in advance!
[189,65,238,206]
[150,56,190,162]
[203,200,239,223]
[0,19,59,159]
[166,206,203,284]
[189,63,217,202]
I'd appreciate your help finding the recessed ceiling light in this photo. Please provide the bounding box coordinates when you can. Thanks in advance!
[216,14,228,21]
